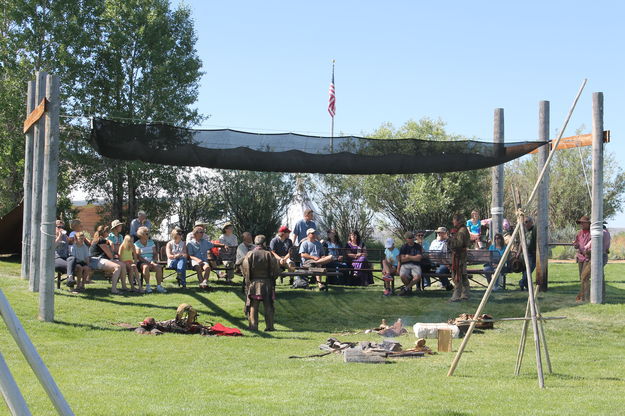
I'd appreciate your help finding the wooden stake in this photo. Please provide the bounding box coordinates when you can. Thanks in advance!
[21,81,35,281]
[536,100,550,291]
[590,92,604,304]
[447,79,586,381]
[491,108,504,238]
[28,71,47,293]
[515,187,545,388]
[38,74,60,322]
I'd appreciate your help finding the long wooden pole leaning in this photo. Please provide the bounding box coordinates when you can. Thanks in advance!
[514,190,545,388]
[447,221,522,376]
[515,289,532,376]
[447,79,587,378]
[534,287,553,373]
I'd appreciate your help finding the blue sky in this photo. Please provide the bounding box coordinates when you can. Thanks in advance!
[176,0,625,225]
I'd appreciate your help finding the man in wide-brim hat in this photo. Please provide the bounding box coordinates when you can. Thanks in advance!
[573,215,591,275]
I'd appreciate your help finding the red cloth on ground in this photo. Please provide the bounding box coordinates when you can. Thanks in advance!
[210,322,243,336]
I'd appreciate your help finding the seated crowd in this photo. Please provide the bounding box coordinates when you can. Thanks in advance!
[53,207,512,300]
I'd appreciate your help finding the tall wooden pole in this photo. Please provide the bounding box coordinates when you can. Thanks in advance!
[448,79,587,379]
[536,101,550,291]
[491,108,504,238]
[0,290,74,415]
[590,92,604,304]
[39,74,60,322]
[28,71,47,292]
[0,351,32,415]
[515,188,545,388]
[21,81,36,281]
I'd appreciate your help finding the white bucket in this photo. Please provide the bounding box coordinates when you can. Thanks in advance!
[413,323,460,339]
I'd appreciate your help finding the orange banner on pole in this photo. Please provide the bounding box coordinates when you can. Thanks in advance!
[23,98,47,133]
[529,131,610,154]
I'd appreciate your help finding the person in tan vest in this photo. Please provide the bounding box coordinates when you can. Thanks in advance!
[242,235,282,331]
[449,214,471,302]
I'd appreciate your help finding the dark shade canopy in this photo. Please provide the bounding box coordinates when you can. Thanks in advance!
[90,118,545,174]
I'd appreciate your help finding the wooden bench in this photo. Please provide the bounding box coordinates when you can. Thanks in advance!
[157,242,239,286]
[417,249,505,290]
[279,246,387,287]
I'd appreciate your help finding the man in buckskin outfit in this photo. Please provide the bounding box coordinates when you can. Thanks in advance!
[242,235,282,331]
[449,213,471,302]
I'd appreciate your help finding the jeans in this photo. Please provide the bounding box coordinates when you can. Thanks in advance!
[519,254,536,290]
[484,263,508,289]
[55,255,76,277]
[435,265,451,288]
[168,257,187,285]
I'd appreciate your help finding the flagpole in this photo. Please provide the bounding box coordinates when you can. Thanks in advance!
[330,60,335,153]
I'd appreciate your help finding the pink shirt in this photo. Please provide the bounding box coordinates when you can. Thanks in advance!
[574,229,591,262]
[582,229,611,254]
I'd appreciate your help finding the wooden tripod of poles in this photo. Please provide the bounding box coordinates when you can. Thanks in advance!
[446,78,588,388]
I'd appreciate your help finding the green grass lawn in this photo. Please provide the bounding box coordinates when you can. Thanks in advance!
[1,259,624,415]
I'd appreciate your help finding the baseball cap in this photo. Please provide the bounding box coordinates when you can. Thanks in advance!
[279,225,291,233]
[384,238,394,248]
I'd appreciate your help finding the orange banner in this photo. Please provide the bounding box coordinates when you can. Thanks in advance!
[529,131,610,154]
[23,98,48,134]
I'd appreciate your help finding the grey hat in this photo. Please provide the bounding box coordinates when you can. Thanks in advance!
[404,231,415,239]
[435,226,448,234]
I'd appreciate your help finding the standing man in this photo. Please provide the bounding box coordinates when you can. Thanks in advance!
[518,217,537,291]
[573,215,591,281]
[292,208,316,246]
[130,210,152,242]
[398,231,423,296]
[270,225,295,271]
[242,235,282,331]
[449,214,470,302]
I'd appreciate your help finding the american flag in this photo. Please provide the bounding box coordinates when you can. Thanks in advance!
[328,69,336,118]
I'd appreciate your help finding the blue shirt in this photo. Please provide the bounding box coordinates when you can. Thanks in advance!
[326,242,342,257]
[187,239,215,262]
[130,218,152,238]
[384,247,400,266]
[134,239,156,262]
[299,240,324,258]
[293,219,316,245]
[466,219,481,234]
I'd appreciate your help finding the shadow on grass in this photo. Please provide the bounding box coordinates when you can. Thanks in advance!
[56,290,178,311]
[551,372,624,382]
[53,319,132,332]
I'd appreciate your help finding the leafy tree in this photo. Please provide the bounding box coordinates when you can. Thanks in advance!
[314,174,375,243]
[68,0,204,225]
[0,0,101,215]
[362,119,490,237]
[0,0,202,228]
[504,139,625,231]
[171,170,224,233]
[216,171,295,238]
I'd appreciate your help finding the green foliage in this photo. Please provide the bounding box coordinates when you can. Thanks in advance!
[504,142,625,230]
[314,174,375,243]
[171,170,224,233]
[67,0,204,224]
[216,170,295,237]
[363,119,490,237]
[0,0,203,225]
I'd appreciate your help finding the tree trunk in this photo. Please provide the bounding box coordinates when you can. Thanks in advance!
[127,166,136,220]
[111,167,124,221]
